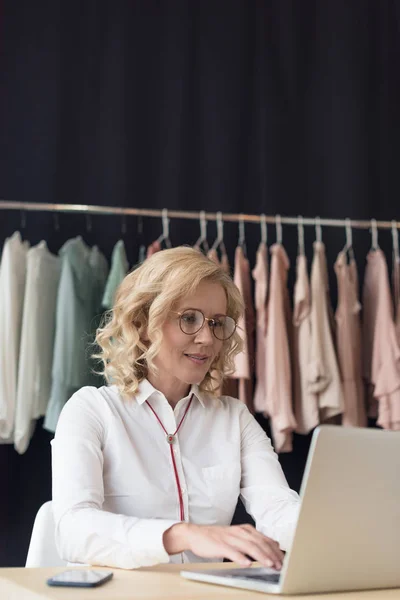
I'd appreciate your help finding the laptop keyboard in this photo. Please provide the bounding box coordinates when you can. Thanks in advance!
[237,573,281,583]
[220,568,281,584]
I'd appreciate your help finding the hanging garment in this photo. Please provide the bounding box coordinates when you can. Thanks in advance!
[362,253,379,420]
[392,254,400,344]
[87,246,110,385]
[44,238,108,433]
[308,241,344,422]
[292,254,318,434]
[220,251,230,275]
[102,240,129,310]
[265,244,296,452]
[14,242,61,453]
[252,242,269,413]
[206,249,236,396]
[334,252,366,428]
[207,248,219,265]
[147,240,161,258]
[231,246,255,411]
[207,248,230,275]
[363,250,400,430]
[0,232,30,441]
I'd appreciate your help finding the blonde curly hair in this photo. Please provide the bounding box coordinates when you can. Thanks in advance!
[95,246,244,399]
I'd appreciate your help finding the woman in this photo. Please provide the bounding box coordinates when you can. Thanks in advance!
[51,246,300,570]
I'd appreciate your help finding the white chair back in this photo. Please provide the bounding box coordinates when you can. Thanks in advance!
[26,501,67,567]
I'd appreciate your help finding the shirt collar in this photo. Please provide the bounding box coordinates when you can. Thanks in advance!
[134,378,206,408]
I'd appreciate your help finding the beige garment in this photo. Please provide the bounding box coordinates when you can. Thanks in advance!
[363,250,400,430]
[349,258,367,425]
[206,249,237,397]
[265,244,296,452]
[208,248,230,274]
[292,254,318,434]
[220,252,230,275]
[308,241,344,421]
[232,246,255,411]
[146,240,161,258]
[334,252,366,427]
[207,248,219,265]
[252,243,269,413]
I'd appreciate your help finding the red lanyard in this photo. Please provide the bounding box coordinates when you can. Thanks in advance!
[146,394,193,521]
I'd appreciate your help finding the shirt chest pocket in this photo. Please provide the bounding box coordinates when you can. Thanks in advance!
[202,463,241,514]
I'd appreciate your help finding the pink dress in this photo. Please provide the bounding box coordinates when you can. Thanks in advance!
[363,250,400,430]
[146,240,161,258]
[206,249,237,397]
[252,243,269,414]
[265,244,296,452]
[232,246,255,411]
[308,242,344,422]
[292,254,318,434]
[334,252,366,427]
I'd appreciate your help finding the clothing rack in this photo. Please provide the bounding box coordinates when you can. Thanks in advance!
[0,199,398,230]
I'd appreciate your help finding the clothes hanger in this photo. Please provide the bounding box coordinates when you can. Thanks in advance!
[210,211,227,258]
[342,218,355,262]
[156,208,172,249]
[275,214,282,244]
[370,218,379,251]
[194,210,209,254]
[315,215,322,243]
[297,215,305,256]
[260,214,267,246]
[238,214,247,257]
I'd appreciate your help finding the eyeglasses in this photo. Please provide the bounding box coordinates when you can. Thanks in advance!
[174,309,236,341]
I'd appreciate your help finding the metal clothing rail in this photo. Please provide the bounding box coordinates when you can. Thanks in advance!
[0,199,398,230]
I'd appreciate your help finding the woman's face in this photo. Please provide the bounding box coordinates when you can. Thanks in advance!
[150,281,227,392]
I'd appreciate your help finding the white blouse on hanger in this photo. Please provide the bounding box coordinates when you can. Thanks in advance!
[14,241,61,454]
[0,231,30,441]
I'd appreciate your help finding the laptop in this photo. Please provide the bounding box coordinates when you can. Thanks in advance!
[181,425,400,595]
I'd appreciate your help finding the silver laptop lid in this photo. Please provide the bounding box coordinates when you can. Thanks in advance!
[280,425,400,594]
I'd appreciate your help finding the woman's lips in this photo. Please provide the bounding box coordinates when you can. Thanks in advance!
[185,354,209,365]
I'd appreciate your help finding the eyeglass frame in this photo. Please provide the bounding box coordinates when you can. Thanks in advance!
[172,308,237,341]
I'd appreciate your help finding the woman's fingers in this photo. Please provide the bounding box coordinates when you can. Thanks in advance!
[185,523,284,569]
[221,546,253,567]
[230,537,281,569]
[229,526,284,568]
[237,525,284,558]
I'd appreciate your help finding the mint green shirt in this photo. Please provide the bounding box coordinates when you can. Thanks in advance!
[44,238,109,433]
[102,240,129,309]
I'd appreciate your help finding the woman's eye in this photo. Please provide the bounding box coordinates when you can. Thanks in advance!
[182,314,196,323]
[213,319,224,328]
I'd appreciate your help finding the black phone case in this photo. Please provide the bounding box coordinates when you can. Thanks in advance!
[47,572,113,588]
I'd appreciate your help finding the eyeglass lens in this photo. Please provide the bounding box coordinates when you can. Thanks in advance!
[179,309,235,340]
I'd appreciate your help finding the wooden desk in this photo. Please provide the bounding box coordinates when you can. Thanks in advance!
[1,563,399,600]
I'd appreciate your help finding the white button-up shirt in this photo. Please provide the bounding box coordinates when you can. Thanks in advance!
[51,379,300,569]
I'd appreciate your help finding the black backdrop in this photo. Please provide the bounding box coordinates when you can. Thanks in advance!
[1,0,400,567]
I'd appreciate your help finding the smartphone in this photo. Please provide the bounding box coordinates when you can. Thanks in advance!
[47,569,114,588]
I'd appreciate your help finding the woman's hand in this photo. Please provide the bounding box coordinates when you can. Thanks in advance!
[163,523,284,570]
